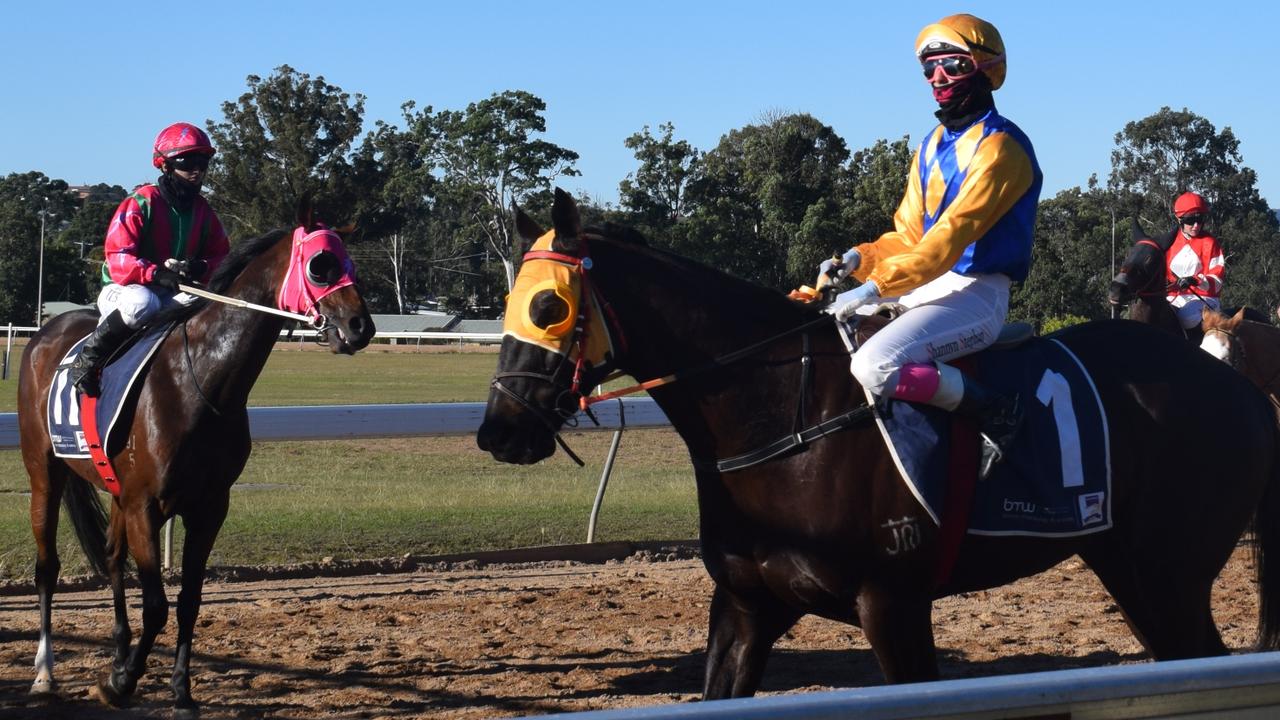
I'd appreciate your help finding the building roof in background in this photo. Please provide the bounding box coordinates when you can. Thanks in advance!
[451,319,502,334]
[43,301,94,318]
[369,313,458,333]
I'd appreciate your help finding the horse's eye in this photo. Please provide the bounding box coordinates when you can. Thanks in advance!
[306,251,341,286]
[529,289,571,331]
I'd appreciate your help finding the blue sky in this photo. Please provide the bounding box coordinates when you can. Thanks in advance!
[3,1,1274,209]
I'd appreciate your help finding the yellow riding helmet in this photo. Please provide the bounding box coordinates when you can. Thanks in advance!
[915,14,1007,91]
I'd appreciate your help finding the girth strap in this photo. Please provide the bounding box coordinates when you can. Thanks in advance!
[691,403,875,474]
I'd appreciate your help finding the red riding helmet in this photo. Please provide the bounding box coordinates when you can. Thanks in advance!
[152,122,216,169]
[1173,191,1208,218]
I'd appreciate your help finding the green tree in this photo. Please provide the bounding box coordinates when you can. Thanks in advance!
[206,65,367,236]
[403,91,579,296]
[618,122,700,239]
[0,173,77,323]
[345,119,437,313]
[58,185,126,302]
[839,136,913,249]
[1011,185,1115,328]
[683,112,849,290]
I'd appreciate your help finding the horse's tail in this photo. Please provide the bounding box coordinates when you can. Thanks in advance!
[62,477,110,578]
[1254,415,1280,650]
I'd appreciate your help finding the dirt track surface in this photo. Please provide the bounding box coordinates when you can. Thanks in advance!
[0,547,1262,719]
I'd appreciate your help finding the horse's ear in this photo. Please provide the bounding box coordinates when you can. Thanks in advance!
[513,202,544,252]
[550,187,582,254]
[296,194,316,231]
[1130,217,1150,243]
[1232,307,1248,324]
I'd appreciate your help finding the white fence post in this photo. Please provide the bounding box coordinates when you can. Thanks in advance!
[3,323,12,380]
[164,518,175,570]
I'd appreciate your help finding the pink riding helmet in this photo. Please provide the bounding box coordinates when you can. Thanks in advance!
[152,122,216,169]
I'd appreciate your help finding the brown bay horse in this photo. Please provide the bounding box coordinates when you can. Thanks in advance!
[17,204,374,716]
[478,189,1280,699]
[1202,308,1280,406]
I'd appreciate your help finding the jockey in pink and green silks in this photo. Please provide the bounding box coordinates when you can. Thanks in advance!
[69,122,230,398]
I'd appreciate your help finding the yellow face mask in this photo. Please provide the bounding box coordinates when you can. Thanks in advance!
[502,230,613,363]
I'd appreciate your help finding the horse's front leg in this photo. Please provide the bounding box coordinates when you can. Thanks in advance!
[856,580,938,683]
[104,509,133,691]
[97,503,168,706]
[170,491,229,718]
[29,465,65,695]
[702,584,801,700]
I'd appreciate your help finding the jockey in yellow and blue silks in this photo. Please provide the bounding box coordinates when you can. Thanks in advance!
[821,13,1042,479]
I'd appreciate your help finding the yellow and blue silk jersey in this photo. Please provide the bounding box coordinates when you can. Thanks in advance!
[852,110,1041,297]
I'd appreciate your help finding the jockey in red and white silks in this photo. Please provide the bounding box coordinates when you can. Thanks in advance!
[1164,192,1224,330]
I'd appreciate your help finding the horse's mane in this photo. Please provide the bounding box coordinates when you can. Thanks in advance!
[1205,307,1275,332]
[148,228,290,326]
[585,224,823,324]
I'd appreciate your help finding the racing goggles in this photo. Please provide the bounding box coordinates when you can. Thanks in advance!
[921,53,979,82]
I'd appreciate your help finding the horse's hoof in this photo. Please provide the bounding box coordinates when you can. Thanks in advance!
[92,677,130,708]
[28,678,56,697]
[173,703,201,720]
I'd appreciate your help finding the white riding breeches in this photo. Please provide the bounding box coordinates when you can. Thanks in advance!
[849,271,1010,397]
[1170,294,1221,330]
[97,284,195,328]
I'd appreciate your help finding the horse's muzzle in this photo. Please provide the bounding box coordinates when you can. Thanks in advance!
[476,394,558,465]
[326,313,375,354]
[1108,278,1130,305]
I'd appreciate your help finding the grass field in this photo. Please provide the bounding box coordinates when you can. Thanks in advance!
[0,347,699,578]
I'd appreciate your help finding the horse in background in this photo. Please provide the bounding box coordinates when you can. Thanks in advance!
[17,200,374,716]
[1109,218,1192,338]
[479,189,1280,699]
[1202,308,1280,407]
[1109,217,1266,342]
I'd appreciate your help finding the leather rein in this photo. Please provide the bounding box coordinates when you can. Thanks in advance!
[491,234,873,472]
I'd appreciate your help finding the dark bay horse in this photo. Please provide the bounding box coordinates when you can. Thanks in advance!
[17,204,374,716]
[1108,218,1189,339]
[478,189,1280,699]
[1108,218,1266,341]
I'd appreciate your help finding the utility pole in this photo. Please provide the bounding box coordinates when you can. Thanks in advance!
[1110,205,1116,319]
[35,202,46,327]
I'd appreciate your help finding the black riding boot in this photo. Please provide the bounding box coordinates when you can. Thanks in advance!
[954,375,1023,480]
[68,310,134,397]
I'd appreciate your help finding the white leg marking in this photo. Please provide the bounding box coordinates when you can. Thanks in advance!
[31,631,55,694]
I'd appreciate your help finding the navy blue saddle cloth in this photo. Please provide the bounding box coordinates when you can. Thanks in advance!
[47,322,175,459]
[870,336,1112,537]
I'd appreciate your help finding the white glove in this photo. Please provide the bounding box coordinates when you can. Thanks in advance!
[818,248,861,283]
[827,282,881,321]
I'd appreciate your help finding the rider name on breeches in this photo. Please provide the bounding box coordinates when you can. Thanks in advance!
[850,271,1010,396]
[97,284,193,329]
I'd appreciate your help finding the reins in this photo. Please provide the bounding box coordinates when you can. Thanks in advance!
[584,315,835,407]
[497,232,874,473]
[178,283,331,329]
[181,320,223,417]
